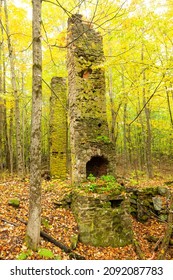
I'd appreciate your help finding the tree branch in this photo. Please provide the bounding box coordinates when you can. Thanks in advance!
[42,78,68,110]
[129,74,165,126]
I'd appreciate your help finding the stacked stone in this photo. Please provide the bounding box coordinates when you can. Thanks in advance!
[49,77,67,179]
[67,14,116,183]
[71,189,132,247]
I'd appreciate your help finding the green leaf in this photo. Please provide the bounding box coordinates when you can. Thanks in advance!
[38,248,54,259]
[17,252,28,260]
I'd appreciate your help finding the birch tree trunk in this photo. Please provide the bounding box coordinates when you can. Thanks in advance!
[26,0,42,251]
[4,0,24,176]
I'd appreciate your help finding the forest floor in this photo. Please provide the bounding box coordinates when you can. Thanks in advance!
[0,171,173,260]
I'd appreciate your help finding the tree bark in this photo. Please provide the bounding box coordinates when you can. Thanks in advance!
[26,0,42,251]
[0,24,3,170]
[8,108,14,174]
[0,0,4,171]
[141,43,153,178]
[144,95,153,178]
[4,0,24,176]
[121,68,128,174]
[165,87,173,129]
[108,57,116,144]
[137,94,145,170]
[1,9,10,171]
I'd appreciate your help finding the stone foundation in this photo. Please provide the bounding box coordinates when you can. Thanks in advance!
[71,188,133,247]
[54,183,170,248]
[129,185,169,222]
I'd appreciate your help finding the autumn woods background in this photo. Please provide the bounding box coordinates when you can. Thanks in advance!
[1,0,173,261]
[0,0,173,179]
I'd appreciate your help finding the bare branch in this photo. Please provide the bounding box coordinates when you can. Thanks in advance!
[129,75,165,126]
[42,78,67,110]
[41,21,57,66]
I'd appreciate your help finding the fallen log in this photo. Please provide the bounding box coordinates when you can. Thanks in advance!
[145,235,173,246]
[17,217,85,260]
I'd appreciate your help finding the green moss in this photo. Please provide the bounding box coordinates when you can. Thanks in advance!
[158,214,167,221]
[130,193,138,200]
[70,234,79,250]
[50,78,67,179]
[140,187,158,195]
[87,173,96,181]
[130,206,137,214]
[38,248,54,259]
[76,175,125,195]
[71,186,133,247]
[102,201,111,208]
[17,250,32,260]
[95,135,111,144]
[8,198,20,207]
[100,175,116,182]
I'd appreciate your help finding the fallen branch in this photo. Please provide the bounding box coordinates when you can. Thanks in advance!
[145,235,173,247]
[132,235,145,260]
[153,236,164,252]
[0,217,18,226]
[17,218,85,260]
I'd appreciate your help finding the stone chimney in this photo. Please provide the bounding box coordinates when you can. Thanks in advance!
[50,77,68,179]
[67,14,116,183]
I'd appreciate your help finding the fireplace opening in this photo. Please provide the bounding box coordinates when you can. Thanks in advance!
[86,156,108,178]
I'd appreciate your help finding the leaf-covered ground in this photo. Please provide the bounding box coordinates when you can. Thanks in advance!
[0,175,173,260]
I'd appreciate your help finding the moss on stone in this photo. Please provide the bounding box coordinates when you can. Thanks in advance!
[67,14,116,183]
[71,187,132,247]
[50,77,67,179]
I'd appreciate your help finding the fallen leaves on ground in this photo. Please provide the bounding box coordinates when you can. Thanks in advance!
[0,176,172,260]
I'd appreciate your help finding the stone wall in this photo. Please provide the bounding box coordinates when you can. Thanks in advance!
[129,185,170,222]
[67,14,116,183]
[49,77,68,179]
[54,182,170,248]
[71,189,133,247]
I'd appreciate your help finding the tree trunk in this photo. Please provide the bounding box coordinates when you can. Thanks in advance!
[0,34,3,171]
[166,87,173,127]
[141,44,153,178]
[108,59,116,144]
[8,108,14,174]
[21,73,26,174]
[4,0,24,176]
[0,0,4,171]
[123,102,127,169]
[26,0,42,251]
[1,9,10,171]
[137,94,145,170]
[144,96,153,178]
